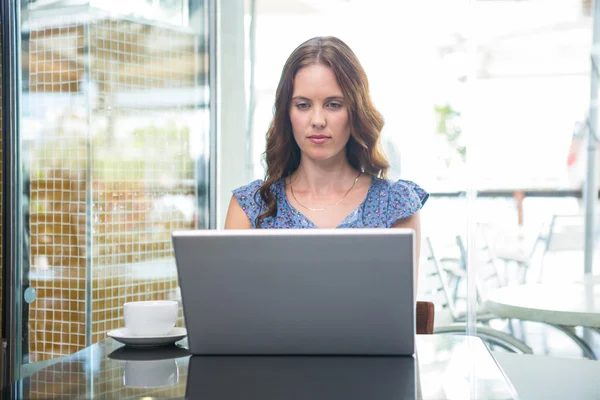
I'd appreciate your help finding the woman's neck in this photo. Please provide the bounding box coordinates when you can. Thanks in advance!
[290,158,360,195]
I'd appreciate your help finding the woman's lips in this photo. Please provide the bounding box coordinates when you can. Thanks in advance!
[308,135,330,144]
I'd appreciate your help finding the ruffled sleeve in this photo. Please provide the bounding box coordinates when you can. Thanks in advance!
[385,179,429,227]
[232,179,265,227]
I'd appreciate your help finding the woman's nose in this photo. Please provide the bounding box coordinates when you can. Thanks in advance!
[311,109,326,128]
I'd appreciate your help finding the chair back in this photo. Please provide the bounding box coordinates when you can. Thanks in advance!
[422,237,461,320]
[544,214,600,252]
[416,301,435,334]
[422,234,505,321]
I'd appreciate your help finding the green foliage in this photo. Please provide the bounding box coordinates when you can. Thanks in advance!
[93,121,193,181]
[33,120,195,182]
[434,103,466,161]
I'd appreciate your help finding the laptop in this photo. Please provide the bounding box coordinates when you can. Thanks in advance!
[172,228,416,355]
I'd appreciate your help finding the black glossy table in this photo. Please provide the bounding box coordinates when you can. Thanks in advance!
[12,335,518,399]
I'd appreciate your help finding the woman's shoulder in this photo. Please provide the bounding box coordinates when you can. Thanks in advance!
[374,177,429,204]
[232,179,264,198]
[232,178,285,197]
[232,178,287,209]
[369,177,429,226]
[231,180,265,228]
[232,179,286,228]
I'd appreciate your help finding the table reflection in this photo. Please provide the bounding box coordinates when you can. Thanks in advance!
[186,355,416,399]
[18,335,518,400]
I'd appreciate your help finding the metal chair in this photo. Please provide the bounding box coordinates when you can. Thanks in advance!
[421,236,533,354]
[485,214,600,284]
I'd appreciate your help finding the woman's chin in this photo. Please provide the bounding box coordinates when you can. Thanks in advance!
[301,149,345,163]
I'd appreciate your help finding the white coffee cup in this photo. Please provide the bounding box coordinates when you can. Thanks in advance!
[123,300,178,336]
[124,359,179,388]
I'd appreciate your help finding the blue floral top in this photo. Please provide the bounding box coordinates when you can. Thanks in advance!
[232,177,429,229]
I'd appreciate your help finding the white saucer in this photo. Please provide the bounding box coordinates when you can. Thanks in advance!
[108,327,187,347]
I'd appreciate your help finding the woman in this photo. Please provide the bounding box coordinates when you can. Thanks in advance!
[225,36,428,261]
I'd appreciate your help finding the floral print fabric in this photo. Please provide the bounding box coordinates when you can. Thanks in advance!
[232,177,429,229]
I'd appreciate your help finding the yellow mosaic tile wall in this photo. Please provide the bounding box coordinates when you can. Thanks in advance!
[27,18,200,362]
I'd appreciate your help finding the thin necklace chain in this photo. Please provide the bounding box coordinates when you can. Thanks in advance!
[290,171,362,212]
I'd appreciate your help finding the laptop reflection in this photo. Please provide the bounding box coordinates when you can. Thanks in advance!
[186,355,416,399]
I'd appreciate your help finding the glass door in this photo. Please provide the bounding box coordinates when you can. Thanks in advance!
[2,0,213,392]
[0,11,4,389]
[2,0,22,389]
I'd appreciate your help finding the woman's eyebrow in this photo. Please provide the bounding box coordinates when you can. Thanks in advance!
[291,96,345,101]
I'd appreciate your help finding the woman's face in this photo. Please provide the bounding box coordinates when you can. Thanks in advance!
[289,64,351,165]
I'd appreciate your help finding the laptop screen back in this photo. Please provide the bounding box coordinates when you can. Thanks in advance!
[172,228,415,355]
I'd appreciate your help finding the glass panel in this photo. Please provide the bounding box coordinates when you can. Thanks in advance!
[28,0,188,27]
[471,1,596,357]
[0,22,3,342]
[243,0,599,358]
[20,1,210,365]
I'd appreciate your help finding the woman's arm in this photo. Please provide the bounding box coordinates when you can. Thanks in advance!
[392,210,421,286]
[224,195,252,229]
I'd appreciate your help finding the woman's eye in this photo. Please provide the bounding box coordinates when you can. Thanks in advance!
[296,103,309,109]
[327,103,342,109]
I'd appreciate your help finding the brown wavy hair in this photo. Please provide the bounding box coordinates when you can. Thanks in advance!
[255,36,390,227]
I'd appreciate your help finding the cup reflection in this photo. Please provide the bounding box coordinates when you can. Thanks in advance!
[123,359,179,389]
